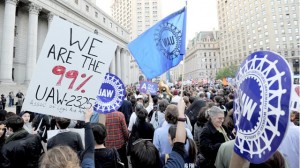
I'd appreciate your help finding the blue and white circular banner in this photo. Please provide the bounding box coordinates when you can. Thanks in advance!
[93,73,126,114]
[233,51,292,163]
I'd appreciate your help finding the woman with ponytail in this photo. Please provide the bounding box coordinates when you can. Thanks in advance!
[127,108,155,155]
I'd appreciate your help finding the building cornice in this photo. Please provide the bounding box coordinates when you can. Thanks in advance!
[32,0,129,48]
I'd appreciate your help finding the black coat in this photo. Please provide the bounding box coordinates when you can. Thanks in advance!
[94,148,121,168]
[47,131,84,153]
[118,100,133,126]
[127,121,154,155]
[199,121,234,168]
[0,130,42,168]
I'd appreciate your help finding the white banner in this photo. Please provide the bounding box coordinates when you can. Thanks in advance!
[22,16,117,120]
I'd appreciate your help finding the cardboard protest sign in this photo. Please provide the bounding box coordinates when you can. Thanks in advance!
[94,73,126,114]
[139,81,158,95]
[22,16,117,120]
[233,51,292,163]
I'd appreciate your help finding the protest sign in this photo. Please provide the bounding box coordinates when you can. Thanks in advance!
[94,73,126,114]
[291,75,300,111]
[139,81,158,95]
[22,16,117,120]
[233,51,292,163]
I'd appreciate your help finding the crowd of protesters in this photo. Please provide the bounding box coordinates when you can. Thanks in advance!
[0,90,24,114]
[0,82,299,168]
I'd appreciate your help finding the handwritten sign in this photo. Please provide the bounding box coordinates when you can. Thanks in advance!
[139,81,158,95]
[94,73,126,114]
[22,16,117,120]
[233,51,292,163]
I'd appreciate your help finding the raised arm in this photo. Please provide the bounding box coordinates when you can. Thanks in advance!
[81,108,95,168]
[164,98,186,168]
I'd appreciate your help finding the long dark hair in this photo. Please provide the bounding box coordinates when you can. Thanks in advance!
[168,125,197,163]
[250,151,286,168]
[196,107,208,127]
[185,99,206,126]
[134,105,147,129]
[223,109,234,132]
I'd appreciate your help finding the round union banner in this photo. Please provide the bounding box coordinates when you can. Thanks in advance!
[93,73,126,114]
[233,51,292,163]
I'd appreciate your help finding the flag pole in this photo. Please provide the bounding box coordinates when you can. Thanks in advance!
[180,60,185,97]
[180,0,187,98]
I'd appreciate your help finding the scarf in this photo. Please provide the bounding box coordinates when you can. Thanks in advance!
[5,128,29,144]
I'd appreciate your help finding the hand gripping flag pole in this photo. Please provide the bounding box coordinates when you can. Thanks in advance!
[128,4,187,80]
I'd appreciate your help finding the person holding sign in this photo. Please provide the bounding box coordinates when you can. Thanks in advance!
[129,98,188,168]
[40,108,95,168]
[230,51,293,167]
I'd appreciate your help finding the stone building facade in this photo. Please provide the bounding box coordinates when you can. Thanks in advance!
[217,0,299,74]
[184,31,220,81]
[0,0,132,86]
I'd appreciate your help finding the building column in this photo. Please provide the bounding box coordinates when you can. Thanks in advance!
[116,47,121,78]
[25,3,42,84]
[47,12,54,28]
[0,0,19,84]
[123,51,127,84]
[121,49,126,83]
[110,54,116,74]
[125,51,130,84]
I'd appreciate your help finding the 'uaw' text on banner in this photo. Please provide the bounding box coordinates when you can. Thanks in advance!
[22,16,117,120]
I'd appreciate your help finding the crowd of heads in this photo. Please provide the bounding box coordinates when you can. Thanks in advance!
[0,82,298,168]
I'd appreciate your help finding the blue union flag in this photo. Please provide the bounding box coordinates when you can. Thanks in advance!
[128,7,187,79]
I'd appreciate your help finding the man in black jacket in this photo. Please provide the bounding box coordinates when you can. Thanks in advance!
[1,115,42,168]
[47,117,84,153]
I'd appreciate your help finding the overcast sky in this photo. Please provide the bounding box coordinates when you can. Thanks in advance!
[96,0,218,41]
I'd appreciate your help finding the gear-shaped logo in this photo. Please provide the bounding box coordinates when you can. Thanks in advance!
[93,73,125,114]
[154,22,182,60]
[234,51,292,164]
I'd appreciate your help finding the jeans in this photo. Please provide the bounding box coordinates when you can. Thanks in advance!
[9,98,14,107]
